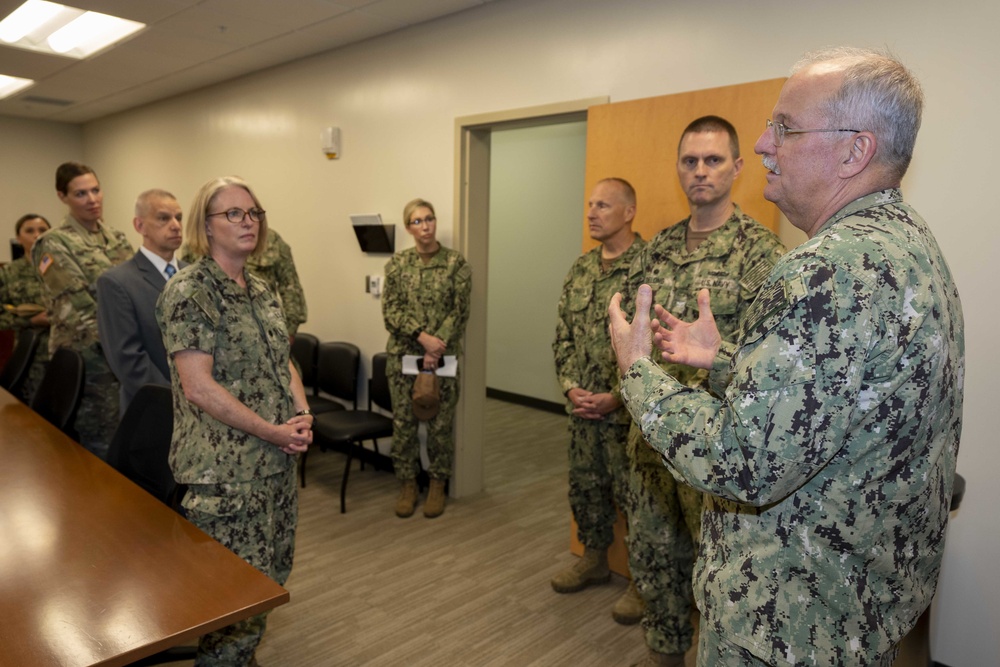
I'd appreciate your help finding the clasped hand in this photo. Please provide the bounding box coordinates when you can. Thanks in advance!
[608,285,722,375]
[567,388,620,420]
[275,414,313,455]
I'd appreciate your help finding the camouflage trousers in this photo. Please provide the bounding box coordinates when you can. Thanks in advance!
[15,328,49,403]
[567,416,630,550]
[696,623,901,667]
[625,425,703,654]
[76,343,121,460]
[181,466,298,667]
[386,355,459,481]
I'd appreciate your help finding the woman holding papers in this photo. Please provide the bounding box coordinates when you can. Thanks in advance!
[382,198,471,519]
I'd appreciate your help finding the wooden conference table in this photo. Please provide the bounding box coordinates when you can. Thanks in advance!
[0,388,289,667]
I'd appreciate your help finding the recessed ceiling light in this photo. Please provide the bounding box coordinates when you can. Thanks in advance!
[0,74,34,99]
[0,0,144,59]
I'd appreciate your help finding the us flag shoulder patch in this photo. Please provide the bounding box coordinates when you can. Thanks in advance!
[38,253,54,275]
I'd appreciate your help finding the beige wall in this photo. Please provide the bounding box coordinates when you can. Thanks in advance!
[2,0,996,662]
[0,116,82,260]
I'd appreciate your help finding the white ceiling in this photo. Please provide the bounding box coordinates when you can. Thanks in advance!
[0,0,499,123]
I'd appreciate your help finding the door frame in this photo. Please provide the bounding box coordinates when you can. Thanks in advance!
[450,97,607,497]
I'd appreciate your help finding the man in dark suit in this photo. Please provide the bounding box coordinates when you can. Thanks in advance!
[98,189,184,417]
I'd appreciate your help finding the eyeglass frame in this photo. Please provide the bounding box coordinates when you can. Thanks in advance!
[407,215,436,227]
[765,119,861,147]
[206,207,266,224]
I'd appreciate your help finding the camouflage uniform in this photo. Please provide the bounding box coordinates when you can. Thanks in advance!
[184,228,308,336]
[621,205,784,655]
[553,234,645,549]
[31,216,132,458]
[157,257,299,666]
[382,245,471,481]
[247,228,308,336]
[620,190,965,666]
[0,256,50,401]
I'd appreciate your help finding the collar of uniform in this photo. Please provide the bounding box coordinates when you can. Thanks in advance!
[404,244,449,267]
[203,255,270,300]
[662,204,746,265]
[62,214,110,246]
[813,188,904,237]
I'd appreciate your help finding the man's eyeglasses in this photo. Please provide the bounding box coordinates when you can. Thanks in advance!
[207,207,266,224]
[766,119,860,147]
[408,215,436,227]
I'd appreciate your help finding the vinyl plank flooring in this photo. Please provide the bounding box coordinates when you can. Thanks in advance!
[161,399,648,666]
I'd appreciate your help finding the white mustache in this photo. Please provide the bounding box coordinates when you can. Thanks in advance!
[762,156,781,175]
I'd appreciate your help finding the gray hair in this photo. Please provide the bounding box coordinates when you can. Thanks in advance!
[793,46,923,179]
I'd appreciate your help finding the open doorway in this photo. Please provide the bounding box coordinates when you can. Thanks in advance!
[450,97,607,498]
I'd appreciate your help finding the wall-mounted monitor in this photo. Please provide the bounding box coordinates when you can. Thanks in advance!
[350,214,395,253]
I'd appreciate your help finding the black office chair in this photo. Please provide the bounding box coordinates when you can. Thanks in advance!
[291,333,344,416]
[106,384,185,510]
[298,341,361,487]
[0,328,40,400]
[29,347,84,438]
[311,352,394,513]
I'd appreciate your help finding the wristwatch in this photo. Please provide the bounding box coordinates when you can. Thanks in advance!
[296,409,313,417]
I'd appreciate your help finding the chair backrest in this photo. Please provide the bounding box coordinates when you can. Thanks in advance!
[0,328,40,397]
[106,384,178,507]
[317,342,360,406]
[291,332,319,390]
[30,347,84,436]
[369,352,392,413]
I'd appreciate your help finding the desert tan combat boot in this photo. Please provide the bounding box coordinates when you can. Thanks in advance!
[423,478,447,518]
[612,580,645,625]
[395,479,418,518]
[550,547,610,593]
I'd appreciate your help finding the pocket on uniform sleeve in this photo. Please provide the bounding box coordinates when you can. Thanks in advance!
[735,274,816,390]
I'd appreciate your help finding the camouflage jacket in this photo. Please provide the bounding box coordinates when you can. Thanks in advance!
[0,256,50,364]
[383,245,471,357]
[31,216,132,352]
[246,228,308,335]
[553,234,645,423]
[157,257,295,484]
[620,190,965,664]
[183,229,308,336]
[622,205,784,391]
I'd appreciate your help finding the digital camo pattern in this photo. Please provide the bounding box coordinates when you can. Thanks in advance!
[382,246,471,480]
[31,216,132,457]
[157,257,296,485]
[183,466,297,665]
[0,256,50,400]
[247,228,308,336]
[386,354,460,480]
[620,190,965,666]
[621,206,784,654]
[553,235,644,548]
[554,234,645,423]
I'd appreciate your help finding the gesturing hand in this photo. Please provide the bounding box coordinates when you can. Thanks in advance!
[608,284,654,375]
[650,288,721,371]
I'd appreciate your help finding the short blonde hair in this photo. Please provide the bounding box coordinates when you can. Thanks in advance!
[402,198,435,226]
[184,176,268,259]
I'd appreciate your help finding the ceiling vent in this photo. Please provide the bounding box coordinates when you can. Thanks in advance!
[21,94,73,106]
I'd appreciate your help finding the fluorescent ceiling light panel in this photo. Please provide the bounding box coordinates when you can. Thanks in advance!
[0,0,144,59]
[0,0,62,43]
[0,74,35,99]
